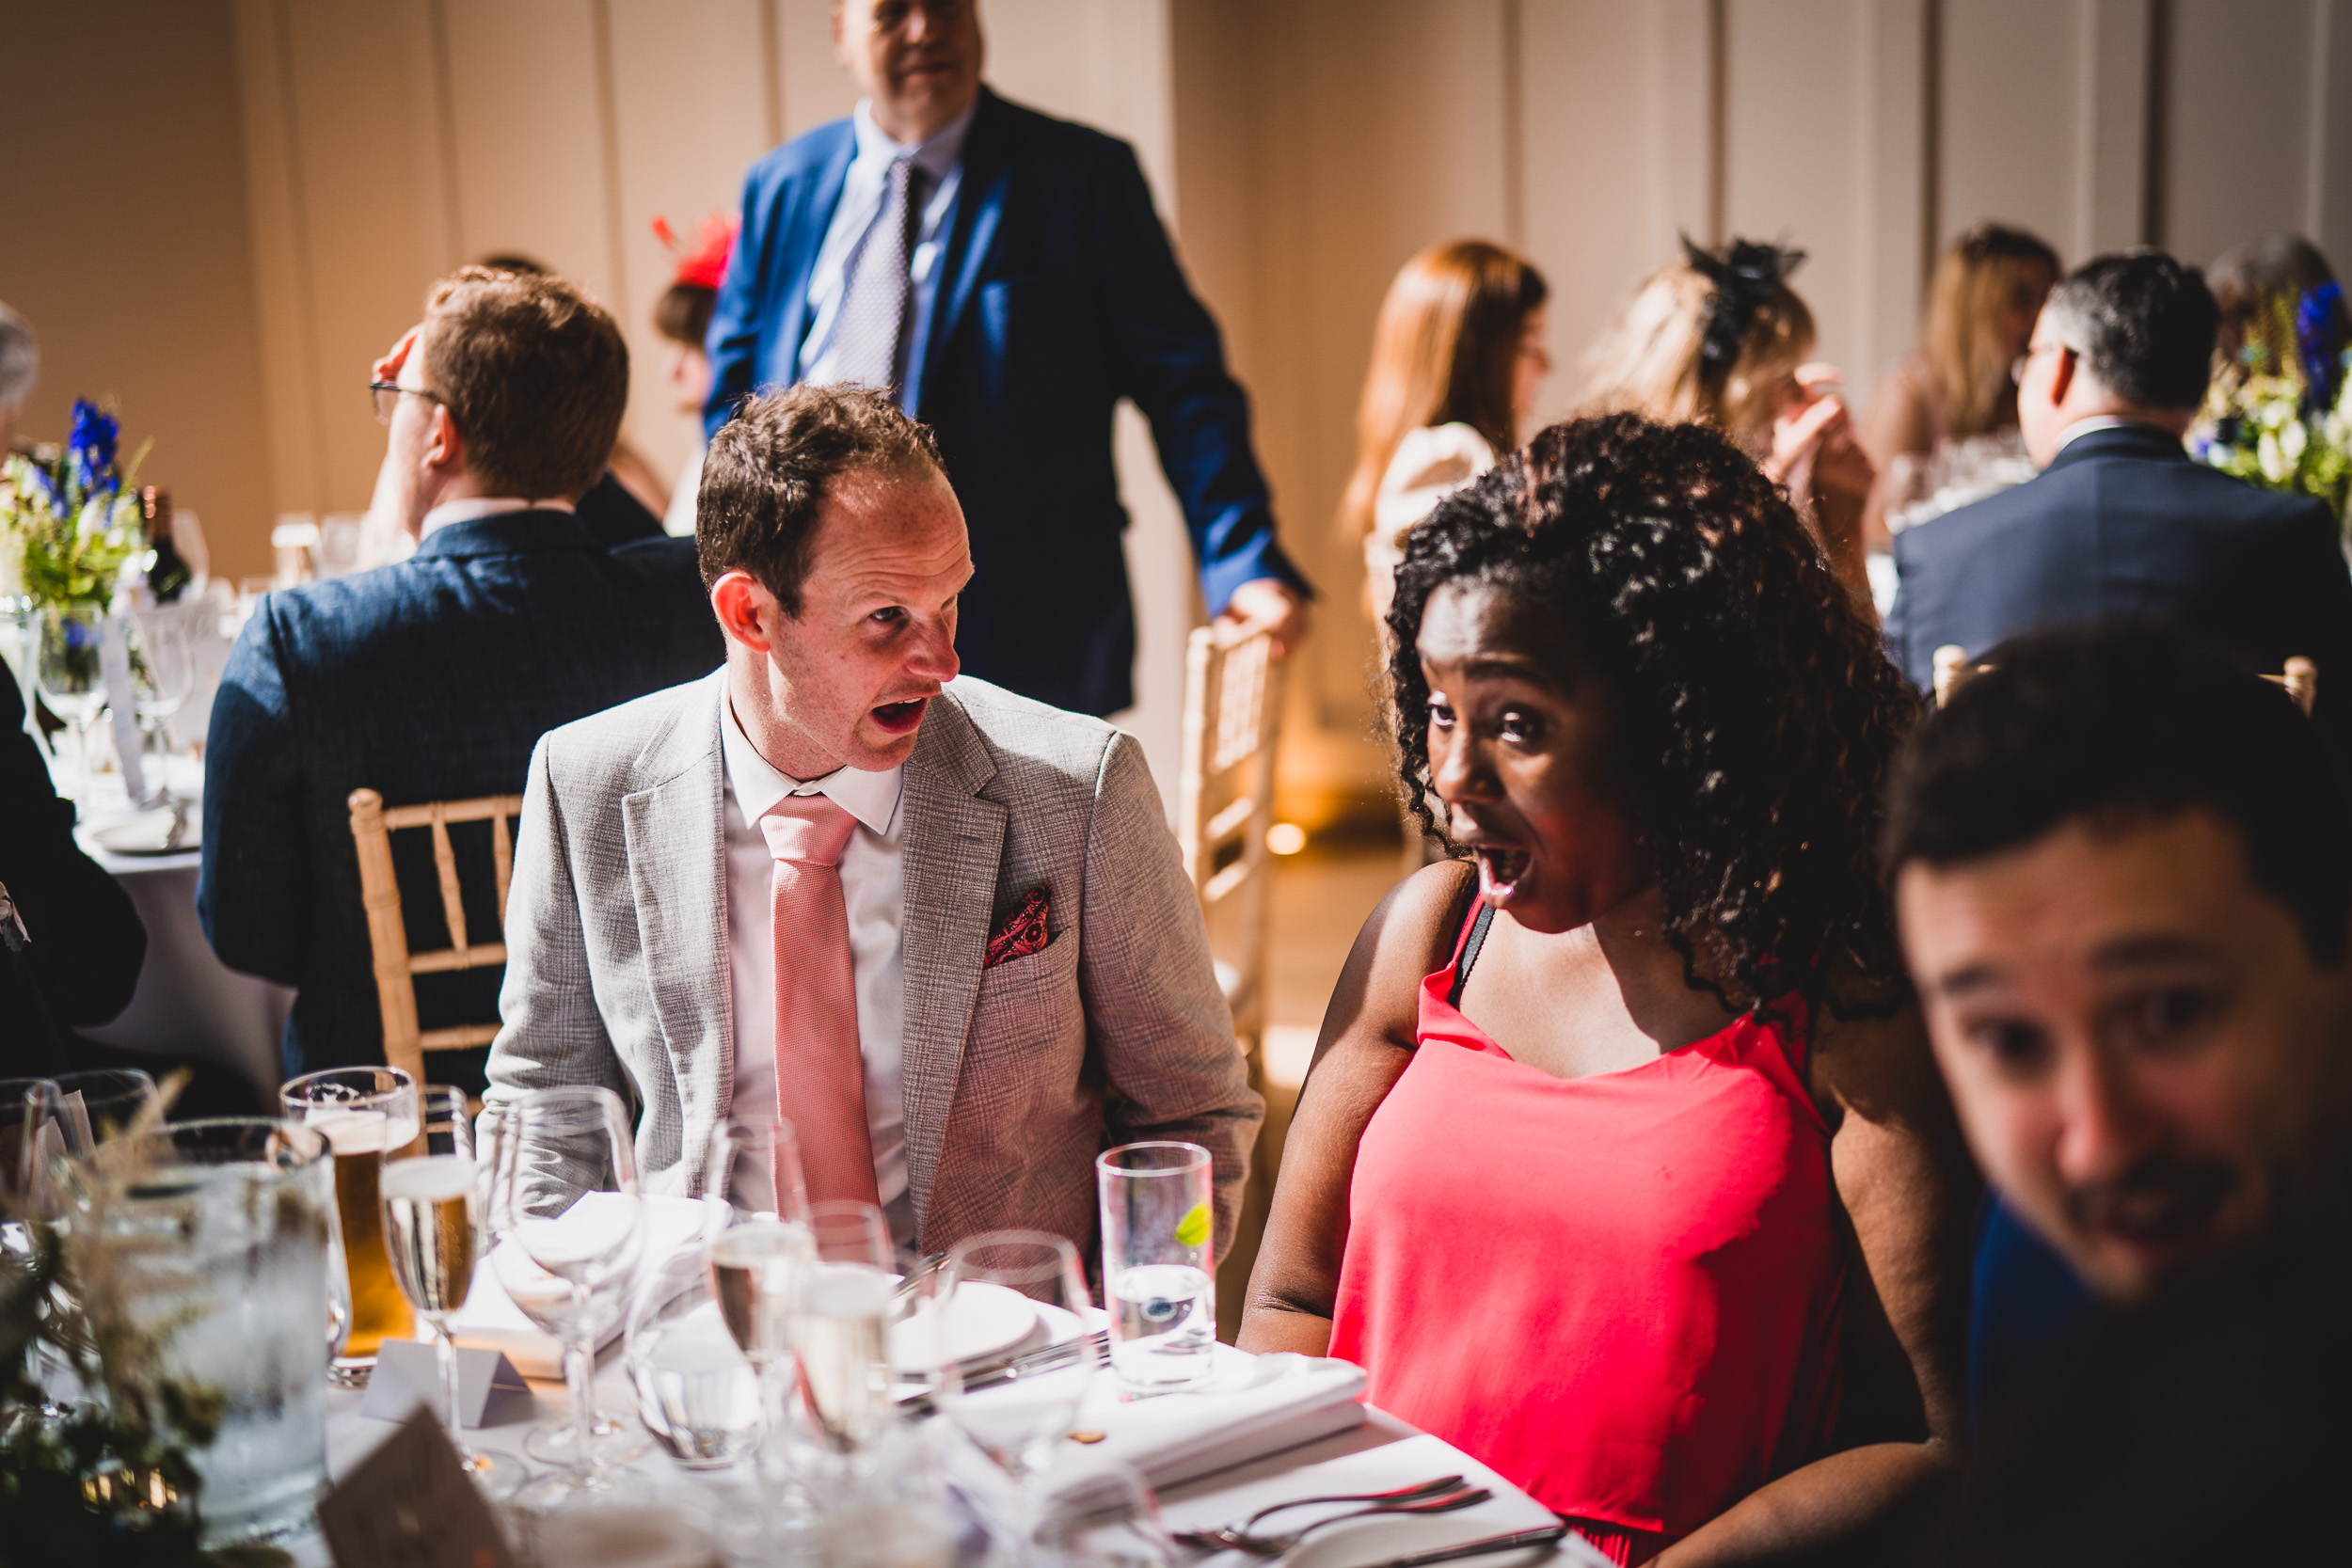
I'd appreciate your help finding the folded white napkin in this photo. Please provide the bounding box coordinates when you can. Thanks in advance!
[1054,1345,1367,1491]
[444,1193,706,1380]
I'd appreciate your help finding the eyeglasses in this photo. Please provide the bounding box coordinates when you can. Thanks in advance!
[368,381,447,425]
[2010,341,2075,388]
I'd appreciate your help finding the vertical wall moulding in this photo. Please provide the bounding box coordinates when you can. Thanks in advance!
[273,0,330,511]
[590,0,632,319]
[1706,0,1728,246]
[1501,0,1525,250]
[2076,0,2153,256]
[2309,0,2352,261]
[760,0,786,150]
[426,0,466,268]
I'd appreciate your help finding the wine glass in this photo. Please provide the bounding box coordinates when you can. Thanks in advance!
[485,1085,645,1479]
[793,1201,898,1460]
[380,1085,509,1489]
[628,1250,764,1472]
[124,610,194,812]
[33,604,106,798]
[942,1232,1097,1487]
[700,1118,812,1434]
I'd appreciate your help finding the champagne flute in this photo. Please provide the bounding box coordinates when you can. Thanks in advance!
[381,1085,506,1488]
[701,1119,812,1430]
[942,1231,1097,1485]
[485,1085,645,1479]
[793,1201,898,1457]
[124,610,194,812]
[33,604,105,799]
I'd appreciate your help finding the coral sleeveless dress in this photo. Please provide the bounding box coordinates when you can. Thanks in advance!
[1327,903,1846,1565]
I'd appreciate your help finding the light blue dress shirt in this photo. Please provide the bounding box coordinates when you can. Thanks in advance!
[795,99,974,410]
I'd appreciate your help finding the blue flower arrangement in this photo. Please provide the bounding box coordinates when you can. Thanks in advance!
[0,399,151,610]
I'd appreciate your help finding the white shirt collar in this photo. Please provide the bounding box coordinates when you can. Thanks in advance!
[850,97,976,185]
[719,684,903,838]
[418,495,577,540]
[2054,415,2169,453]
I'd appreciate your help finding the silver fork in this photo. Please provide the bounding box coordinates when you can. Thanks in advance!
[1176,1485,1492,1557]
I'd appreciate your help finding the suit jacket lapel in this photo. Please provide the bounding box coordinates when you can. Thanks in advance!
[777,130,859,375]
[898,690,1005,1233]
[622,674,733,1155]
[917,88,1013,413]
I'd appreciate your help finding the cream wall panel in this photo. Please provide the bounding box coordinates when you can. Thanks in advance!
[2319,0,2352,267]
[2158,0,2321,262]
[777,0,861,138]
[1939,0,2083,263]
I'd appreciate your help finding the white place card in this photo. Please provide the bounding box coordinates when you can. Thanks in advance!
[359,1337,532,1430]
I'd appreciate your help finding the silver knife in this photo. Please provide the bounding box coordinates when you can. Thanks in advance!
[1358,1523,1573,1568]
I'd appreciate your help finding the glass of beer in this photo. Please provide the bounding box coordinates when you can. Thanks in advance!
[281,1066,420,1385]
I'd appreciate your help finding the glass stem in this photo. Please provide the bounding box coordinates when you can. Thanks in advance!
[564,1333,596,1464]
[434,1316,465,1442]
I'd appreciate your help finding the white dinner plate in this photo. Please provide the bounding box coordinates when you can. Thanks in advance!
[1281,1513,1565,1568]
[89,808,199,856]
[888,1279,1038,1370]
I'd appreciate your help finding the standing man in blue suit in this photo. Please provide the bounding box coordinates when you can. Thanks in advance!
[1886,250,2352,735]
[705,0,1310,718]
[200,267,723,1082]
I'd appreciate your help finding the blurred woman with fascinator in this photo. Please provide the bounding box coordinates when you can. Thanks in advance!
[1345,240,1551,622]
[649,214,737,538]
[1860,222,2059,549]
[1242,416,1974,1564]
[1580,239,1877,610]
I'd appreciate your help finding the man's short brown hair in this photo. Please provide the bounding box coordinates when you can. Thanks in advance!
[697,385,944,614]
[417,266,628,500]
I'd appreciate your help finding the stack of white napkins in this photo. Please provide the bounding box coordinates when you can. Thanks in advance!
[445,1194,707,1380]
[1057,1346,1367,1490]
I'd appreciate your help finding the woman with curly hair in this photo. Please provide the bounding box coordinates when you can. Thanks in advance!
[1240,415,1977,1565]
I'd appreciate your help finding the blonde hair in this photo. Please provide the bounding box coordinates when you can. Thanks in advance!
[1919,223,2060,436]
[1340,240,1547,544]
[1578,251,1815,452]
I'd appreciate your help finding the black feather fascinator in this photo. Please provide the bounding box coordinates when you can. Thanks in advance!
[1681,234,1806,384]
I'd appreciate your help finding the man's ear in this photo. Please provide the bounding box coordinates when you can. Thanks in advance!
[711,569,780,655]
[423,403,466,476]
[2045,348,2077,409]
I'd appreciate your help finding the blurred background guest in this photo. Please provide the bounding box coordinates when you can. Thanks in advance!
[1885,624,2352,1563]
[477,250,671,546]
[649,214,735,539]
[1579,238,1877,607]
[2205,231,2351,394]
[1244,415,1973,1565]
[0,301,38,456]
[199,266,722,1085]
[1344,239,1549,624]
[1860,222,2060,551]
[705,0,1310,717]
[1886,251,2352,735]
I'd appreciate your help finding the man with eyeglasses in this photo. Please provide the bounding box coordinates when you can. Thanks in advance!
[199,266,720,1085]
[1884,250,2352,736]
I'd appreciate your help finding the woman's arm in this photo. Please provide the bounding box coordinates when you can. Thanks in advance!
[1858,368,1935,556]
[1654,1002,1980,1568]
[1237,862,1472,1355]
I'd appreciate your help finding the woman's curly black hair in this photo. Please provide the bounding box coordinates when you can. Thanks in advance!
[1386,412,1921,1021]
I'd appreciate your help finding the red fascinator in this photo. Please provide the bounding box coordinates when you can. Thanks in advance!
[653,213,739,292]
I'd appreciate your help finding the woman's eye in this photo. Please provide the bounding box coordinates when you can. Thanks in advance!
[1497,708,1541,743]
[1427,699,1456,730]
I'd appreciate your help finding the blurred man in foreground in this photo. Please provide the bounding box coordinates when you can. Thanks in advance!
[201,267,720,1083]
[1883,623,2352,1561]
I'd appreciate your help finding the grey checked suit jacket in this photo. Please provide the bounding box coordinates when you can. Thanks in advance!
[485,670,1262,1256]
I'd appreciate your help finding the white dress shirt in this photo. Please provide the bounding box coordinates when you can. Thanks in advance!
[717,686,913,1242]
[417,495,575,542]
[2054,415,2168,454]
[795,99,976,403]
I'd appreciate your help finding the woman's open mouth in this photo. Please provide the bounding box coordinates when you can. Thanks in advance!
[1472,845,1531,905]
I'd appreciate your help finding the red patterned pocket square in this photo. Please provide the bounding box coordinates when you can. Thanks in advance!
[983,883,1052,967]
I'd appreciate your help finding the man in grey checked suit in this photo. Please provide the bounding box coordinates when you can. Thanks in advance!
[485,384,1260,1256]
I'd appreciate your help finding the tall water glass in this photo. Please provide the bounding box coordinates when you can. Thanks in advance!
[125,610,194,805]
[793,1200,897,1455]
[119,1118,334,1546]
[380,1085,505,1487]
[1096,1143,1216,1391]
[33,604,105,798]
[485,1085,644,1480]
[628,1250,764,1471]
[281,1066,419,1383]
[942,1231,1096,1482]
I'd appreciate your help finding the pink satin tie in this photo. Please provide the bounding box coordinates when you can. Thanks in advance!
[758,795,881,1209]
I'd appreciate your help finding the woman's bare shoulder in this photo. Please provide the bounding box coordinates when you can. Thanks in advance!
[1307,858,1476,1073]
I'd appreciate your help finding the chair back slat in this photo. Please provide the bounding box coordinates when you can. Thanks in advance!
[346,788,527,1085]
[1937,645,2319,719]
[1176,617,1287,1046]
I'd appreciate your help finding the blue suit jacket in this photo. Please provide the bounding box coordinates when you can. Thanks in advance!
[1887,425,2352,729]
[705,87,1305,716]
[198,513,723,1078]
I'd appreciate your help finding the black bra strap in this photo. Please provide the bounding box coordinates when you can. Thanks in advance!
[1446,898,1497,1008]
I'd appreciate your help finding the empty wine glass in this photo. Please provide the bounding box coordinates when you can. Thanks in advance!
[34,604,107,799]
[485,1085,645,1481]
[380,1085,510,1490]
[794,1201,898,1458]
[124,610,194,811]
[942,1231,1097,1487]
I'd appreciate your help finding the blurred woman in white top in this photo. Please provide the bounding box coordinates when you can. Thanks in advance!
[1345,240,1551,622]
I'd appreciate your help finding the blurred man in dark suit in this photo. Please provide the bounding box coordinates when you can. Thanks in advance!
[199,267,722,1082]
[705,0,1309,717]
[1886,251,2352,732]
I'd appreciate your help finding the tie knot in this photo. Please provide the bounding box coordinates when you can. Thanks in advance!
[887,155,917,195]
[760,795,858,866]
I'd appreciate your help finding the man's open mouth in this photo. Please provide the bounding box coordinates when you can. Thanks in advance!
[1471,844,1532,905]
[870,697,930,733]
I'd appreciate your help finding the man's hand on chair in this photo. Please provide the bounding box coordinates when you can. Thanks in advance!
[1218,578,1310,658]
